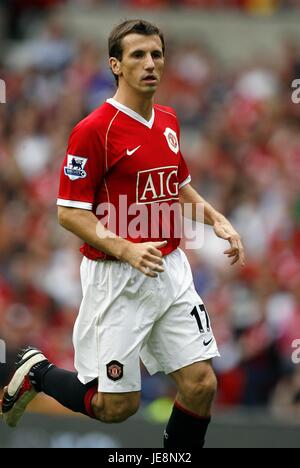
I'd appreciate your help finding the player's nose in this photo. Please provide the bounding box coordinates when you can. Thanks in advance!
[144,54,155,70]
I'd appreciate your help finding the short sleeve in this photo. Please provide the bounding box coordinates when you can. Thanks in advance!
[57,123,105,210]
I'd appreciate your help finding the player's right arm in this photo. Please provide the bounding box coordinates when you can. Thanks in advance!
[58,206,166,277]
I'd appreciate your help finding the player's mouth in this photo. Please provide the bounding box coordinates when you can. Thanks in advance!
[142,74,158,84]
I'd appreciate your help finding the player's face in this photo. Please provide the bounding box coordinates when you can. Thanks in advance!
[113,34,164,95]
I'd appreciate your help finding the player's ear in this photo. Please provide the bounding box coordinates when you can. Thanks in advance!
[109,57,122,77]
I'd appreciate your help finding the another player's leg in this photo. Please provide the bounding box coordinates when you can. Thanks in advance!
[164,360,217,449]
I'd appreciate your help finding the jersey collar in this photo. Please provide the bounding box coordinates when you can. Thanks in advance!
[106,98,155,129]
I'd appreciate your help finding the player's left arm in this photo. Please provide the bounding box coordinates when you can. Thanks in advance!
[179,183,245,266]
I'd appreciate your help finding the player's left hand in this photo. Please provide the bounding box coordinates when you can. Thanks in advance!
[213,218,245,266]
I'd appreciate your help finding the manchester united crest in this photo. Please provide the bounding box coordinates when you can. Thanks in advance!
[106,360,124,381]
[164,127,179,154]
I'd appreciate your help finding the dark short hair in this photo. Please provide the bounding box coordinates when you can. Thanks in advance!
[108,19,165,84]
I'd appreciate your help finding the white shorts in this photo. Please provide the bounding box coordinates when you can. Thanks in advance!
[73,248,220,392]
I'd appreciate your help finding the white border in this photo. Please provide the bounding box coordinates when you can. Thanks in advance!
[57,199,93,210]
[107,98,155,129]
[179,175,192,189]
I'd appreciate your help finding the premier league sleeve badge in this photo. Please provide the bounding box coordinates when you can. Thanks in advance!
[64,154,88,181]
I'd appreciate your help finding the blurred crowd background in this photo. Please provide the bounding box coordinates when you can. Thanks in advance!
[4,0,300,41]
[1,1,300,422]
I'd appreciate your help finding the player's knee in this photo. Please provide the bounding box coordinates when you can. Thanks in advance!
[106,399,139,423]
[93,394,140,423]
[180,370,217,405]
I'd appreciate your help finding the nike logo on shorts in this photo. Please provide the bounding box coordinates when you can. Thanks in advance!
[127,145,141,156]
[203,338,214,347]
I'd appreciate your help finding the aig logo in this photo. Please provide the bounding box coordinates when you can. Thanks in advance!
[136,166,179,204]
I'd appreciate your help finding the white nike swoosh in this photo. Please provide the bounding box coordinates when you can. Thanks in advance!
[126,145,141,156]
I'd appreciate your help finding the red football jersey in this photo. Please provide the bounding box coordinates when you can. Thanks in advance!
[57,98,191,260]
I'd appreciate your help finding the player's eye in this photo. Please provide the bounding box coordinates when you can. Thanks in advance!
[133,51,144,58]
[152,52,162,59]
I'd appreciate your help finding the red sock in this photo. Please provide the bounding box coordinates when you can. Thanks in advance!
[84,385,98,419]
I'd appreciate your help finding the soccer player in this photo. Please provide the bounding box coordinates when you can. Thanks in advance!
[1,19,245,448]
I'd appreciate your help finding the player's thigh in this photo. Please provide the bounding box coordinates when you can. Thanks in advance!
[141,296,220,377]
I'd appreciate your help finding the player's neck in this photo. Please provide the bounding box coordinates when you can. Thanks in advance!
[112,90,154,122]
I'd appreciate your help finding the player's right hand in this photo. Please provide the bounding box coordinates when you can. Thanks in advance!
[121,240,167,278]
